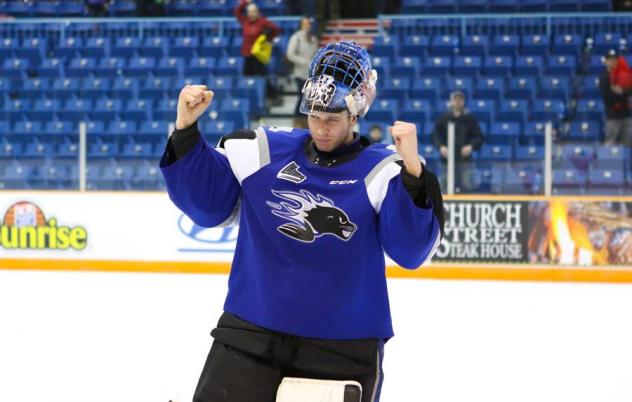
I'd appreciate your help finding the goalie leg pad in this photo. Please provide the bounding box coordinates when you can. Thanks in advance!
[276,377,362,402]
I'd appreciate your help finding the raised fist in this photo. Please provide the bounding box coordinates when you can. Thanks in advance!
[175,85,214,130]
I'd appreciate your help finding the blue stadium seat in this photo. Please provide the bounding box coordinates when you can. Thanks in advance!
[219,98,249,127]
[126,56,157,77]
[576,99,604,121]
[107,120,138,137]
[67,57,96,77]
[121,142,154,158]
[23,141,53,158]
[155,99,178,121]
[215,57,243,76]
[203,121,235,139]
[54,37,84,58]
[521,34,550,55]
[589,168,625,192]
[112,77,139,98]
[371,36,398,59]
[400,35,430,57]
[553,168,587,193]
[12,121,42,136]
[531,99,565,121]
[365,99,398,124]
[112,36,142,57]
[228,36,243,58]
[453,56,482,76]
[1,58,28,78]
[52,77,81,100]
[200,36,231,58]
[497,99,528,123]
[371,57,391,78]
[235,78,266,116]
[80,78,111,98]
[380,77,412,103]
[479,144,512,161]
[59,99,92,121]
[491,121,521,137]
[593,33,623,54]
[392,57,420,78]
[93,99,124,120]
[185,57,216,77]
[95,57,125,77]
[461,35,489,56]
[444,77,474,99]
[37,58,64,78]
[122,99,153,121]
[21,78,51,100]
[523,121,548,141]
[552,34,582,55]
[468,99,495,125]
[17,37,46,64]
[538,76,570,101]
[483,56,513,76]
[140,36,167,58]
[85,121,107,137]
[516,145,544,160]
[171,36,200,58]
[490,35,520,55]
[43,121,76,137]
[595,145,626,169]
[474,78,504,102]
[411,77,441,100]
[569,120,602,141]
[5,99,31,123]
[551,0,581,12]
[399,99,433,126]
[139,121,170,137]
[430,35,459,56]
[581,75,601,98]
[0,37,18,58]
[84,37,111,58]
[545,55,576,76]
[30,99,61,121]
[422,56,452,77]
[514,55,543,76]
[0,143,23,159]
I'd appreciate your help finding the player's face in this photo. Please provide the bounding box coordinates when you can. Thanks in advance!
[308,111,357,152]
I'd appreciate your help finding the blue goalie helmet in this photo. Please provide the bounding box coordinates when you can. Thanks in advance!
[299,41,378,117]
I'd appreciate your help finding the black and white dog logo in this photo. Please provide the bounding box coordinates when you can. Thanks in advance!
[267,189,357,243]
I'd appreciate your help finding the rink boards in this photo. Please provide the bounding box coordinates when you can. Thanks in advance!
[1,191,631,282]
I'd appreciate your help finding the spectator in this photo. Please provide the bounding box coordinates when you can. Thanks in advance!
[135,0,166,17]
[600,50,632,146]
[234,0,281,77]
[368,124,391,144]
[286,16,318,128]
[84,0,111,17]
[431,90,484,193]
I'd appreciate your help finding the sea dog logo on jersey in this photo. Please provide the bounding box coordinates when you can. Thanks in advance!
[267,189,357,243]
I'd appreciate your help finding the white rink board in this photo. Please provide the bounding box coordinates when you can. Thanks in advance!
[0,270,631,402]
[0,191,236,262]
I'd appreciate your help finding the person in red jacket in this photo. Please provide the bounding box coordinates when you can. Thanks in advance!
[234,0,281,76]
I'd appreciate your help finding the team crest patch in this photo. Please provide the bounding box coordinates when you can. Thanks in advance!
[267,189,357,243]
[277,161,306,183]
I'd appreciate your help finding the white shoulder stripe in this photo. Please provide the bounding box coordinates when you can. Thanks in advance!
[223,127,271,184]
[364,153,403,213]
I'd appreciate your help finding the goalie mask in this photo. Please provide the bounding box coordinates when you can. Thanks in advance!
[299,41,378,118]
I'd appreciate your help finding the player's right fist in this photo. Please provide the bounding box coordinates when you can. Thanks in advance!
[175,85,214,130]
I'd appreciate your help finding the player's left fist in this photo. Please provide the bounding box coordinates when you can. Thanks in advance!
[389,121,422,177]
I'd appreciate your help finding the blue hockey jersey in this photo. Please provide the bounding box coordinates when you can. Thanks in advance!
[161,126,440,339]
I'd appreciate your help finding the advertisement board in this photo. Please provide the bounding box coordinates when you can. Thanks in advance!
[1,192,631,282]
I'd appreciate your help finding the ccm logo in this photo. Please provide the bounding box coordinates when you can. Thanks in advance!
[329,180,357,185]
